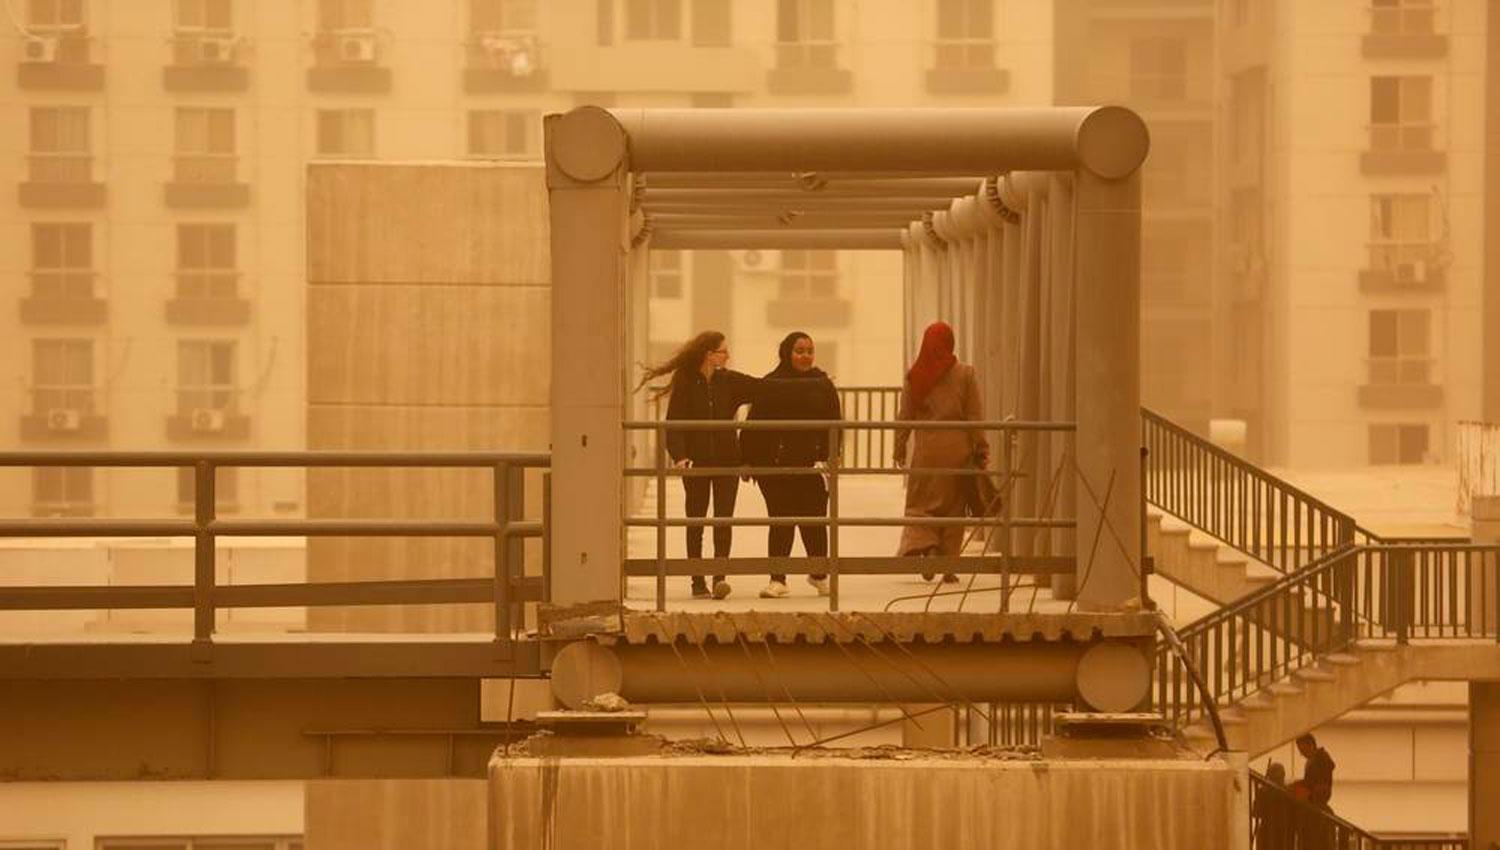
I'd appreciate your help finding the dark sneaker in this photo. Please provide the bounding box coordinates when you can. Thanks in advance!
[941,573,960,584]
[691,580,712,599]
[921,572,935,582]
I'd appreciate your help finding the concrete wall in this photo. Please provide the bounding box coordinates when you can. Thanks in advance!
[305,162,549,633]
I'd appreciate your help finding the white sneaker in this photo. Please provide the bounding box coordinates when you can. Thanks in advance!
[806,575,830,597]
[759,580,790,599]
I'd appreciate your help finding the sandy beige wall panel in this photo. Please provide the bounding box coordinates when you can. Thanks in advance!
[307,286,550,406]
[307,779,487,850]
[307,164,549,285]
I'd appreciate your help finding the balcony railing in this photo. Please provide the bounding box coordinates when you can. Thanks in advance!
[176,270,239,299]
[30,270,95,299]
[1370,2,1436,37]
[1367,355,1432,386]
[775,39,840,70]
[32,386,96,416]
[174,154,238,184]
[931,38,995,70]
[0,451,550,651]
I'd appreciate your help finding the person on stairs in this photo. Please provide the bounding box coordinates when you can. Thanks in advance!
[741,332,842,599]
[894,321,988,583]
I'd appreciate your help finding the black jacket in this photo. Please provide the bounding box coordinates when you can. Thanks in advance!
[740,367,842,469]
[663,368,762,465]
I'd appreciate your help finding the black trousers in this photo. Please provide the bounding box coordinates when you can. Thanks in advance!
[759,470,828,583]
[683,474,738,582]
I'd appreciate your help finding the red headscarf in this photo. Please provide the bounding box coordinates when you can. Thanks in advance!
[907,322,957,407]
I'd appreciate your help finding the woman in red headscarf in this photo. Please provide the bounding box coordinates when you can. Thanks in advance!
[893,322,988,581]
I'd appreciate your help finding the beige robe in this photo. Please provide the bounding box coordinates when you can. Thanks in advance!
[893,363,987,557]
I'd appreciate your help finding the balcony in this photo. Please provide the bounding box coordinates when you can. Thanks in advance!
[1362,124,1445,174]
[1358,357,1443,408]
[166,406,251,441]
[925,41,1008,95]
[767,42,852,95]
[550,43,756,94]
[19,154,105,208]
[17,34,104,91]
[21,271,107,325]
[307,31,392,93]
[20,390,107,441]
[166,273,250,326]
[1363,5,1446,58]
[464,32,549,93]
[1358,247,1446,293]
[163,34,250,92]
[165,155,249,208]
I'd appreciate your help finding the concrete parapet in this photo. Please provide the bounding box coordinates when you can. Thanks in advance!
[488,750,1238,849]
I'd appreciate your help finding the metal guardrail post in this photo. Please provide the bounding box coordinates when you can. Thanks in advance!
[999,426,1012,612]
[1139,443,1149,608]
[492,461,512,648]
[655,433,667,612]
[542,471,552,603]
[828,424,840,612]
[192,460,216,650]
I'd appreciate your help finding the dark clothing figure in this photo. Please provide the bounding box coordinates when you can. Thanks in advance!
[1252,784,1293,850]
[682,474,738,561]
[664,368,763,466]
[1301,747,1335,808]
[741,343,841,586]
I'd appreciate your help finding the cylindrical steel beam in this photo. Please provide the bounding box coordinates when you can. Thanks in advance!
[638,174,985,191]
[651,229,904,250]
[607,107,1150,177]
[642,196,958,214]
[551,638,1152,708]
[649,213,919,229]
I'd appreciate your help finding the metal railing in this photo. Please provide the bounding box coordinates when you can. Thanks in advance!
[0,451,549,654]
[835,386,902,469]
[624,418,1077,612]
[1143,408,1358,574]
[1250,769,1467,850]
[1156,542,1500,728]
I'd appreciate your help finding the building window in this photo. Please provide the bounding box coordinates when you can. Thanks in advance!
[468,110,537,159]
[318,0,373,30]
[471,0,537,34]
[934,0,993,70]
[776,0,836,69]
[316,108,375,157]
[28,0,84,29]
[650,251,684,299]
[1129,37,1187,101]
[176,464,239,514]
[1370,75,1433,152]
[1369,423,1430,464]
[1368,309,1431,385]
[1369,194,1433,278]
[29,107,91,183]
[32,466,93,516]
[31,222,93,299]
[624,0,681,40]
[177,339,238,416]
[174,107,237,183]
[1371,0,1435,36]
[176,0,232,33]
[32,338,94,415]
[177,224,237,298]
[778,250,837,298]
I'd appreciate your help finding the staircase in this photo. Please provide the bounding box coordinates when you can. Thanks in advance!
[1142,409,1500,759]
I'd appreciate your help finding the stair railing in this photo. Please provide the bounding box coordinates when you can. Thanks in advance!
[1156,544,1362,728]
[1142,409,1358,574]
[1249,769,1469,849]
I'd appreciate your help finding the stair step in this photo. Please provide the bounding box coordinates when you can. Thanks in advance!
[1268,681,1304,697]
[1217,709,1248,726]
[1292,668,1338,683]
[1239,694,1276,712]
[1322,653,1362,667]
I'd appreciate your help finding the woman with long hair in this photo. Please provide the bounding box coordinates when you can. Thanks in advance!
[638,330,762,600]
[740,332,842,599]
[893,321,988,583]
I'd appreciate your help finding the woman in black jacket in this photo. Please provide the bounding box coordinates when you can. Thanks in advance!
[639,330,763,600]
[741,332,842,599]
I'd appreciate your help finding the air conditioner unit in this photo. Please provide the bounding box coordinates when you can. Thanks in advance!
[1394,260,1427,285]
[22,35,59,63]
[480,33,536,77]
[736,249,775,273]
[338,32,377,63]
[196,36,235,64]
[46,408,82,431]
[190,408,226,433]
